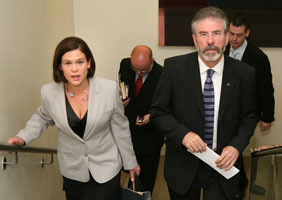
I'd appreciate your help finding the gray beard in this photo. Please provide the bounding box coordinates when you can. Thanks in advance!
[201,51,221,62]
[198,45,226,62]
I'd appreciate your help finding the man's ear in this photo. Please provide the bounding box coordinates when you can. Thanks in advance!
[245,29,250,38]
[192,34,197,46]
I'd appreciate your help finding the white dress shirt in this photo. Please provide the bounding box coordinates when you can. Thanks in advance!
[198,56,224,150]
[229,39,248,61]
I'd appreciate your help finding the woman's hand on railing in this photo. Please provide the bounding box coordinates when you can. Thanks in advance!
[7,136,25,146]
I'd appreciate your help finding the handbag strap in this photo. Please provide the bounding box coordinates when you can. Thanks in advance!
[133,172,144,192]
[123,175,130,189]
[124,172,145,192]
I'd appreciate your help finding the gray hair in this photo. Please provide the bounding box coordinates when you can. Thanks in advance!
[191,6,228,35]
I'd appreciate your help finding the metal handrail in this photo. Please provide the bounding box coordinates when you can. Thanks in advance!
[0,142,57,169]
[0,142,57,154]
[250,146,282,156]
[249,146,281,200]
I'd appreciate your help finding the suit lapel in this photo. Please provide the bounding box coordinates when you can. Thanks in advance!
[241,43,250,63]
[52,83,67,124]
[185,53,205,118]
[127,68,136,98]
[52,83,85,142]
[218,57,236,123]
[84,77,100,139]
[136,62,157,98]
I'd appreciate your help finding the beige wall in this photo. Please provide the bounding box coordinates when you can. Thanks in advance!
[0,0,74,147]
[73,0,282,154]
[0,0,74,199]
[0,2,281,199]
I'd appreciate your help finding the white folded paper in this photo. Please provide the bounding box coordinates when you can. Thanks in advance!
[187,147,239,179]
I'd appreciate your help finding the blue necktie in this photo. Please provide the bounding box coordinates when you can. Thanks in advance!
[203,69,215,148]
[231,50,238,59]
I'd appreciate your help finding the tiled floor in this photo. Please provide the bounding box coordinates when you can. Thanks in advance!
[121,156,251,200]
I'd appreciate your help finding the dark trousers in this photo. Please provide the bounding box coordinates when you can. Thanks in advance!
[135,151,161,194]
[63,171,121,200]
[237,156,259,198]
[238,158,249,196]
[168,161,228,200]
[250,156,259,185]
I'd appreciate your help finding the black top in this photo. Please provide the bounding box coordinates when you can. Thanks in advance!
[65,95,87,139]
[225,43,275,123]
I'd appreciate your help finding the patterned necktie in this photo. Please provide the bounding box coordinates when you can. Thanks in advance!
[203,69,215,149]
[135,75,142,97]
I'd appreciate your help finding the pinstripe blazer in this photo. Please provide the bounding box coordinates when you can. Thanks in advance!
[17,77,138,183]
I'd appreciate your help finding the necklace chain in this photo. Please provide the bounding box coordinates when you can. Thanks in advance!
[65,86,89,101]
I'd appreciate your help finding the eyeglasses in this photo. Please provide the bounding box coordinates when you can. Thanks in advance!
[131,67,147,74]
[198,31,225,39]
[131,63,153,74]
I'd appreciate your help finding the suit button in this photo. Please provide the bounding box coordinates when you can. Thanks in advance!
[84,153,88,157]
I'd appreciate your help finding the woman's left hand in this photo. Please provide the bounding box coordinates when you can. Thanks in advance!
[129,165,141,181]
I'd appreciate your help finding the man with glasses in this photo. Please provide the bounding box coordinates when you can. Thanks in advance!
[118,45,164,194]
[151,7,258,200]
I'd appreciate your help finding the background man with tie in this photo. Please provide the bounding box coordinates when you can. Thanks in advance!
[151,7,258,200]
[225,14,275,197]
[118,45,164,194]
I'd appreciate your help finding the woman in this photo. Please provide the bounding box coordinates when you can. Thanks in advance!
[8,36,140,200]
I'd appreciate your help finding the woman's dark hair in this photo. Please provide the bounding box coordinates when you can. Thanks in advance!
[53,36,96,83]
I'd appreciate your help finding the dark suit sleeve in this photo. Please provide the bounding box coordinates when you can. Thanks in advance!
[150,60,190,150]
[229,67,258,152]
[255,54,275,123]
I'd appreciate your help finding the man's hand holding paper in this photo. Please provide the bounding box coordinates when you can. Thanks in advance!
[187,144,240,179]
[216,146,239,171]
[182,131,207,153]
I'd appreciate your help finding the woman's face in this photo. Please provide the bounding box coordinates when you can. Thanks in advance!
[60,49,90,87]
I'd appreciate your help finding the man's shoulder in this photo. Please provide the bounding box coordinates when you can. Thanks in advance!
[119,57,131,73]
[165,52,197,64]
[245,42,268,59]
[120,57,131,67]
[152,61,163,72]
[225,55,255,75]
[121,57,130,62]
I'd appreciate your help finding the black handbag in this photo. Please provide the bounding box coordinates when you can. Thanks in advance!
[120,173,151,200]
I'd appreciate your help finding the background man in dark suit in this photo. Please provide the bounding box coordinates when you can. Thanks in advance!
[151,7,258,200]
[118,45,164,194]
[225,14,275,197]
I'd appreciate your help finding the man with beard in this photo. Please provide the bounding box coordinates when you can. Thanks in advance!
[150,6,258,200]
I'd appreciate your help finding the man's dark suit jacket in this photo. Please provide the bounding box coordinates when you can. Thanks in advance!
[225,43,275,123]
[119,58,164,155]
[150,52,258,199]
